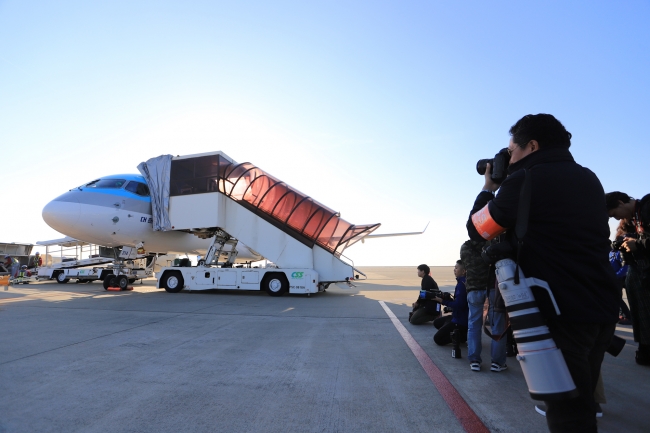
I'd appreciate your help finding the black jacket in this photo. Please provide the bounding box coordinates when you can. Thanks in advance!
[415,275,440,311]
[467,148,618,323]
[633,194,650,256]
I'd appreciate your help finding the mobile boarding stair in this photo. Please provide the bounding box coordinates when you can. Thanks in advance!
[139,152,380,295]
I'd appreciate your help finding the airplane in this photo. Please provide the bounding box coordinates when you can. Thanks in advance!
[42,171,427,268]
[42,174,262,262]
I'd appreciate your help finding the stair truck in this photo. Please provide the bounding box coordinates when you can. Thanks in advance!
[138,152,380,296]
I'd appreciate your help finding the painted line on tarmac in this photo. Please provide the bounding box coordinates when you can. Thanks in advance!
[379,301,490,433]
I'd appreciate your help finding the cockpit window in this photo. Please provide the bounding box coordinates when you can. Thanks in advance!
[85,179,127,189]
[125,181,150,197]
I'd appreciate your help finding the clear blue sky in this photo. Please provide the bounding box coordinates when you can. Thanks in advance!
[1,1,648,265]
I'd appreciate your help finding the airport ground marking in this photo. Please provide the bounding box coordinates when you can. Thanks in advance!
[379,301,490,433]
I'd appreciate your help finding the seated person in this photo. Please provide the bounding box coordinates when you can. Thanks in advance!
[409,264,441,325]
[432,260,469,346]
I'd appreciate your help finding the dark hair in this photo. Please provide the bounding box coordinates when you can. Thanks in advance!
[417,264,430,275]
[615,219,635,238]
[605,191,632,210]
[456,260,464,268]
[509,114,572,150]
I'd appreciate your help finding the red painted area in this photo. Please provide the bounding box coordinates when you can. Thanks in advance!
[379,301,490,433]
[106,286,133,291]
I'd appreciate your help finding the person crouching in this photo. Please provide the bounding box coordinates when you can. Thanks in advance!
[409,264,442,325]
[432,260,469,345]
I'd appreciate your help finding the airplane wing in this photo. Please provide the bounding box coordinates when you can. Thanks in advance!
[361,222,429,242]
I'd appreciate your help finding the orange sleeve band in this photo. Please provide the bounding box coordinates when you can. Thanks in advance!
[471,204,506,240]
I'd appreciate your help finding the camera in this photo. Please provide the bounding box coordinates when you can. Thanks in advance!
[481,242,514,265]
[419,289,452,302]
[495,259,578,400]
[611,239,625,251]
[476,148,511,184]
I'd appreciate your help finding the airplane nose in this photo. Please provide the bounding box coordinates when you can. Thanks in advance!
[42,192,81,233]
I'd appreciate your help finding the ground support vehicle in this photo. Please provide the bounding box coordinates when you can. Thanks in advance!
[101,248,156,290]
[157,265,319,296]
[34,237,155,287]
[38,263,115,284]
[142,152,375,296]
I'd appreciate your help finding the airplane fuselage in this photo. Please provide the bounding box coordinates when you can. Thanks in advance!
[42,174,261,260]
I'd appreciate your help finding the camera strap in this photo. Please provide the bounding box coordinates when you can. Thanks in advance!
[514,169,532,285]
[484,170,531,341]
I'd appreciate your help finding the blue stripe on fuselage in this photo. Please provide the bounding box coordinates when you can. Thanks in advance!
[78,174,151,203]
[80,187,151,203]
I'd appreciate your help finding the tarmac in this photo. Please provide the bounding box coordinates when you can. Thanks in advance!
[0,266,647,433]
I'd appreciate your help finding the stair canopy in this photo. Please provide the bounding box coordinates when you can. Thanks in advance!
[169,154,379,257]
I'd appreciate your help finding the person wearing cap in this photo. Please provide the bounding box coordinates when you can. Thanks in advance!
[31,252,42,269]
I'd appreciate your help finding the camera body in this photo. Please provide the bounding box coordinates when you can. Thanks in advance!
[611,239,625,251]
[419,289,452,302]
[612,234,640,266]
[476,148,511,184]
[481,241,514,265]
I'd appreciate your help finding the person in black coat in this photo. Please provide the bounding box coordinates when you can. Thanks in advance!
[606,191,650,365]
[467,114,618,433]
[409,264,441,325]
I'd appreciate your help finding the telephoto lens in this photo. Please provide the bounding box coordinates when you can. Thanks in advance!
[495,259,578,401]
[451,329,462,359]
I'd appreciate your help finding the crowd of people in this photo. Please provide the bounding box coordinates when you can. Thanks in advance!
[407,114,647,433]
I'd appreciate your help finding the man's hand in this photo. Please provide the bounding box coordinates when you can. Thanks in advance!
[433,297,443,303]
[482,163,501,193]
[623,238,638,252]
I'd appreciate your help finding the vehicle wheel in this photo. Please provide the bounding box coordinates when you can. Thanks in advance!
[128,278,136,284]
[117,275,129,290]
[262,273,288,297]
[56,272,70,284]
[162,271,184,293]
[103,274,116,290]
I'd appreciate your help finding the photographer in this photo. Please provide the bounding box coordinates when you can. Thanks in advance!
[432,260,468,346]
[460,238,508,372]
[605,191,650,365]
[467,114,618,433]
[409,264,441,325]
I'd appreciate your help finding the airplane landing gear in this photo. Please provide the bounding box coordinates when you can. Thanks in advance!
[116,275,129,290]
[103,274,117,290]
